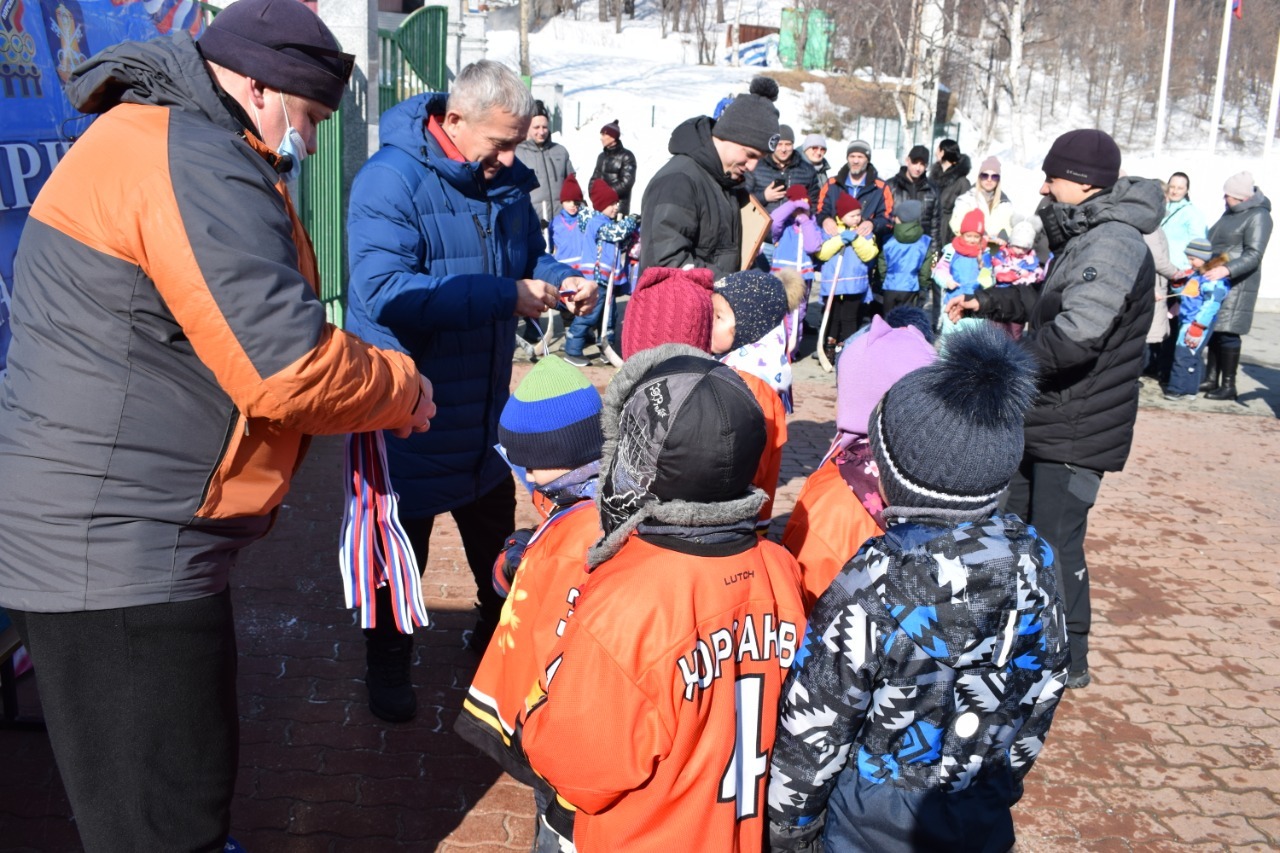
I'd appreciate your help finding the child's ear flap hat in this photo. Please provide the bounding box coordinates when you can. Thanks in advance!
[870,324,1038,523]
[590,345,766,568]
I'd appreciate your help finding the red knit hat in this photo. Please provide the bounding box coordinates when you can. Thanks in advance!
[835,193,862,220]
[785,183,808,203]
[560,173,584,203]
[600,118,621,139]
[620,267,715,359]
[960,208,986,236]
[589,178,619,211]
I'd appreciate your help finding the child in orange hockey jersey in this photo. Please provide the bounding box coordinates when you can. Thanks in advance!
[621,266,789,532]
[521,346,808,853]
[782,310,937,610]
[454,355,603,846]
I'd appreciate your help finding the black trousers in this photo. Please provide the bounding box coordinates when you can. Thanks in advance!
[9,589,238,853]
[1003,459,1102,672]
[881,289,922,315]
[368,476,517,639]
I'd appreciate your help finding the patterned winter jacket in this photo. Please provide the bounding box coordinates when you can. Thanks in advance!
[768,514,1068,853]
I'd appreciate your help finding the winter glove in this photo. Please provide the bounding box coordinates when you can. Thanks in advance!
[492,528,535,598]
[840,229,859,244]
[996,268,1021,284]
[1183,322,1207,352]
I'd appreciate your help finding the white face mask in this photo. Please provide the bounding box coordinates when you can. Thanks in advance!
[252,90,307,185]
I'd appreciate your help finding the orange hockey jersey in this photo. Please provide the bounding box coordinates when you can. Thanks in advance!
[457,500,601,783]
[522,534,807,852]
[736,370,788,530]
[781,456,883,611]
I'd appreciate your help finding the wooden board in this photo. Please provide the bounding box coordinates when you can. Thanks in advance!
[740,194,772,271]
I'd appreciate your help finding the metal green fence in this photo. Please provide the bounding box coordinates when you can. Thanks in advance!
[300,114,346,325]
[379,5,448,111]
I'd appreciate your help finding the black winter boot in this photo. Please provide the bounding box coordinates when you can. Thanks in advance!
[1198,346,1219,393]
[1204,346,1240,401]
[365,633,416,722]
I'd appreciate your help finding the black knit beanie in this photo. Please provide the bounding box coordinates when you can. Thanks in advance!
[712,76,780,155]
[714,270,789,351]
[870,325,1038,522]
[1041,128,1121,189]
[198,0,354,111]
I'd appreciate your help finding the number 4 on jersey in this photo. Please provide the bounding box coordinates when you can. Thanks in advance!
[718,674,768,820]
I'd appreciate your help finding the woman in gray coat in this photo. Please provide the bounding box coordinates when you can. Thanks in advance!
[1202,172,1273,400]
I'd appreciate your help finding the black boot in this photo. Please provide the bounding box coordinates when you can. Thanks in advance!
[365,633,416,722]
[1204,346,1240,401]
[1198,346,1219,393]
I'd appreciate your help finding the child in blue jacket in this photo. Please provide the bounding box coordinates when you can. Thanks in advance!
[876,199,934,316]
[933,207,994,338]
[816,194,879,357]
[548,173,589,274]
[771,184,824,357]
[1164,238,1231,399]
[562,179,636,366]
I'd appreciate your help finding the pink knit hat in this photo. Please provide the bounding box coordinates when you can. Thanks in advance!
[620,267,715,359]
[836,316,937,438]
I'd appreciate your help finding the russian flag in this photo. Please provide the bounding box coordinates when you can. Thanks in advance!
[1233,0,1242,19]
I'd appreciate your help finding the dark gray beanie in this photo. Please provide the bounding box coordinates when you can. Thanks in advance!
[198,0,354,111]
[713,76,780,155]
[870,325,1038,522]
[1042,128,1121,189]
[896,199,923,223]
[714,270,789,351]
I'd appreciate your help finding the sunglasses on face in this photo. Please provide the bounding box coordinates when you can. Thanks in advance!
[980,172,1000,180]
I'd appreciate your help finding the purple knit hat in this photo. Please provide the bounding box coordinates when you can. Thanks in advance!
[836,316,937,440]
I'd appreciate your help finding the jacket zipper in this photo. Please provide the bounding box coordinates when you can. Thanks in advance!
[197,406,241,513]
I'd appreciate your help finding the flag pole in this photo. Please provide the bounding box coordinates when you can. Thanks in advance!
[1266,25,1280,159]
[1155,0,1177,157]
[1207,0,1233,153]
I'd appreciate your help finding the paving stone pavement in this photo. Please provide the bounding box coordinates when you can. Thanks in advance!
[3,317,1279,852]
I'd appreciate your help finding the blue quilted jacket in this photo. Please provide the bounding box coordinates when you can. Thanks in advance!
[346,94,577,517]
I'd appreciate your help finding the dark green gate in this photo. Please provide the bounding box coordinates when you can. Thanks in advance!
[379,6,449,111]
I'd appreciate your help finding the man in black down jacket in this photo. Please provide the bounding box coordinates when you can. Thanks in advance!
[947,129,1164,690]
[747,124,820,212]
[884,144,941,246]
[591,118,637,214]
[640,77,781,279]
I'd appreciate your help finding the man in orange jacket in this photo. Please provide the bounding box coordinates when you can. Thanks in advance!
[0,3,432,850]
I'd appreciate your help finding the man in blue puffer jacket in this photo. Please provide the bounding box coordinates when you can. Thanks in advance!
[346,60,595,723]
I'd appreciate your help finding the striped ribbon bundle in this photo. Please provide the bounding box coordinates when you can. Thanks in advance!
[339,431,430,633]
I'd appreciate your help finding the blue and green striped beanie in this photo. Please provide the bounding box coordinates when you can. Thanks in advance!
[499,356,603,470]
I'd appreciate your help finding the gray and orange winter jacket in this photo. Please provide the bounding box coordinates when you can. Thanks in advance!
[0,33,422,612]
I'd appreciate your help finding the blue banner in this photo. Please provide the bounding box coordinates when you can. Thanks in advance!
[0,0,203,377]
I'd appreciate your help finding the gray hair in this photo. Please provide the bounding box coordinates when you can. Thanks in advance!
[447,60,534,121]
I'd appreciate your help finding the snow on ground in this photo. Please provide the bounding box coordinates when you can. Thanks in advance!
[484,0,1280,302]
